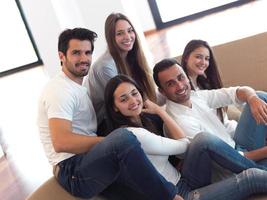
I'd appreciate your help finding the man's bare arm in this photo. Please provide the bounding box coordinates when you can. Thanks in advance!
[49,118,103,154]
[236,87,267,124]
[244,146,267,161]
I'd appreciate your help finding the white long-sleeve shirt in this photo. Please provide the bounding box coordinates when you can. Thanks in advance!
[166,87,244,148]
[127,127,189,185]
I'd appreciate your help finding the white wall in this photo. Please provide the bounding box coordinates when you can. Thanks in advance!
[19,0,61,77]
[74,0,125,59]
[18,0,155,78]
[20,0,155,77]
[130,0,156,31]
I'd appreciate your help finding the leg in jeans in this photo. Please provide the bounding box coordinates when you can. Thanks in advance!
[181,132,267,189]
[234,91,267,150]
[57,128,177,200]
[187,168,267,200]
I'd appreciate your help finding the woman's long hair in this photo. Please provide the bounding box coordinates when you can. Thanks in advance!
[105,12,157,103]
[181,39,225,122]
[104,74,160,134]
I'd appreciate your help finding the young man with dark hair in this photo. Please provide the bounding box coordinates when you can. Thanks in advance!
[38,28,182,200]
[153,58,267,164]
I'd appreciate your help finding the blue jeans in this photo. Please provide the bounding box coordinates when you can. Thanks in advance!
[181,132,267,190]
[187,168,267,200]
[56,128,177,200]
[234,91,267,165]
[179,132,267,199]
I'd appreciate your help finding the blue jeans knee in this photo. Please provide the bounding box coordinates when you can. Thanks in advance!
[105,128,140,155]
[256,91,267,101]
[191,132,221,150]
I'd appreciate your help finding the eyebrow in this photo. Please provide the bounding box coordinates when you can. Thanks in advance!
[119,88,137,98]
[116,26,133,32]
[164,73,183,85]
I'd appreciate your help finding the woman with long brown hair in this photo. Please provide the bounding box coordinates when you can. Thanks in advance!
[181,39,239,137]
[86,12,156,134]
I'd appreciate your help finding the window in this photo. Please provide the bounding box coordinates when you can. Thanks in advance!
[0,0,42,77]
[148,0,251,29]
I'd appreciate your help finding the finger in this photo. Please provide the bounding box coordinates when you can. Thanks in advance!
[263,105,267,117]
[257,106,267,124]
[255,111,267,125]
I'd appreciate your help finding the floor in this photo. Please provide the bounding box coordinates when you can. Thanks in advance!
[0,67,51,200]
[0,1,266,199]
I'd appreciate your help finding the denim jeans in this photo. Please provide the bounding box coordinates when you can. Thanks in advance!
[187,168,267,200]
[181,132,267,190]
[234,91,267,165]
[56,128,176,200]
[179,132,267,199]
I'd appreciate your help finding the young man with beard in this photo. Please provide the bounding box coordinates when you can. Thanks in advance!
[37,28,183,200]
[153,58,267,165]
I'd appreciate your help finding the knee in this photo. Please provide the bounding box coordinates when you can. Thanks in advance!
[106,128,140,151]
[256,91,267,102]
[241,168,267,181]
[192,132,220,147]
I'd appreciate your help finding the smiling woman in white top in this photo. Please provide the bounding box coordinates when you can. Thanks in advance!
[104,74,267,200]
[180,39,239,136]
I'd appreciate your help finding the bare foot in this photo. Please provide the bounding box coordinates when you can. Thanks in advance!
[173,194,184,200]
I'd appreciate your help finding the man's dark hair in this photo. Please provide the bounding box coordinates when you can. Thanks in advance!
[58,28,97,55]
[153,58,179,88]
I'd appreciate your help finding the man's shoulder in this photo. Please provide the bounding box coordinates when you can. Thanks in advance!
[43,74,66,91]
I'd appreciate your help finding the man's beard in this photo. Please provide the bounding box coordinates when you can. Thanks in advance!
[66,61,90,77]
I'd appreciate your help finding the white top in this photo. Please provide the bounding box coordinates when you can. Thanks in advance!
[191,81,238,137]
[127,127,189,185]
[38,72,97,165]
[166,87,243,148]
[84,50,117,124]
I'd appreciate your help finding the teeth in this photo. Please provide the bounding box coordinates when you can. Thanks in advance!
[123,42,131,45]
[177,89,186,95]
[196,65,205,69]
[130,104,139,110]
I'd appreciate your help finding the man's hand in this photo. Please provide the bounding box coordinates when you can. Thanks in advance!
[248,95,267,125]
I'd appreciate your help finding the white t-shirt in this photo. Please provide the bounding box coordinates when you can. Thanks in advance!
[84,50,117,124]
[38,72,97,165]
[166,87,243,148]
[127,127,189,185]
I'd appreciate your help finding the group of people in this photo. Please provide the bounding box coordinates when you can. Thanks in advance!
[38,12,267,200]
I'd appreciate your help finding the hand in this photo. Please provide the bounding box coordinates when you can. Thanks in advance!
[142,99,161,115]
[248,95,267,125]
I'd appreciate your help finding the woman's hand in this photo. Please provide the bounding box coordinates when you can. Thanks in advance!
[142,99,162,115]
[142,99,185,139]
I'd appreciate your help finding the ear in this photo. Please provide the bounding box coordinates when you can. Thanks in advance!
[113,105,119,112]
[184,55,189,63]
[158,87,166,97]
[58,52,65,62]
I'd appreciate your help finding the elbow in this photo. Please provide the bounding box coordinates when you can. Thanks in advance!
[53,143,64,153]
[52,140,66,153]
